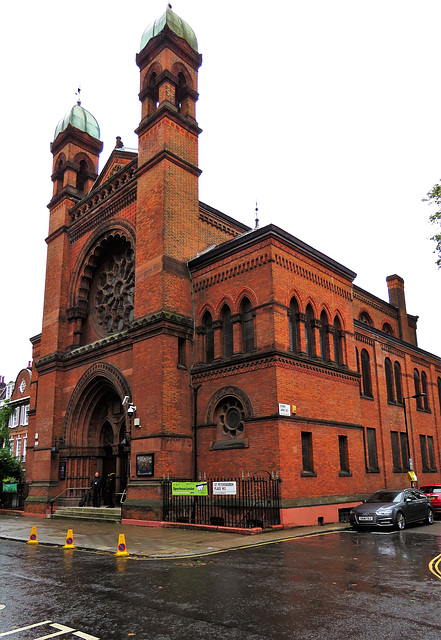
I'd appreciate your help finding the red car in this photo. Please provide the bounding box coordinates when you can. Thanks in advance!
[420,485,441,516]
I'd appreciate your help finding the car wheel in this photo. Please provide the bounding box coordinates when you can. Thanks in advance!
[396,511,406,530]
[425,508,434,525]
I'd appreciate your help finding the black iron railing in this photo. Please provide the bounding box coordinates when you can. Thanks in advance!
[162,477,281,528]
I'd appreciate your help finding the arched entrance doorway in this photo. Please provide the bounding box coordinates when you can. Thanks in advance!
[62,363,131,501]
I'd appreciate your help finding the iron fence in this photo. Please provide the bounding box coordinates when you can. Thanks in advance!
[163,477,281,528]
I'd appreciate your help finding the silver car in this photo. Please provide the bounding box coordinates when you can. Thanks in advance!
[349,489,434,530]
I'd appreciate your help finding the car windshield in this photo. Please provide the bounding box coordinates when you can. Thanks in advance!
[367,491,402,503]
[421,486,441,494]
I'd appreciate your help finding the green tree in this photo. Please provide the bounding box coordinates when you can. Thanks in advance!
[0,403,13,448]
[423,182,441,267]
[0,448,23,483]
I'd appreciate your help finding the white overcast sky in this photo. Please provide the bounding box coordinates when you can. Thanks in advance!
[1,0,441,383]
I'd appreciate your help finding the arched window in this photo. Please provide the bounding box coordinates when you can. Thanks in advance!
[241,298,254,354]
[222,305,233,358]
[319,311,329,361]
[438,377,441,415]
[305,305,315,358]
[414,369,422,408]
[394,361,403,405]
[421,371,429,411]
[289,297,299,352]
[382,323,394,335]
[147,72,159,114]
[176,72,187,112]
[385,358,395,403]
[333,316,342,366]
[356,347,361,394]
[361,349,373,397]
[55,156,64,194]
[203,311,214,363]
[359,312,373,326]
[76,159,88,193]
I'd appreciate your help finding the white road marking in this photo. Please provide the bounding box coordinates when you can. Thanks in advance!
[35,623,76,639]
[0,620,52,636]
[0,620,99,639]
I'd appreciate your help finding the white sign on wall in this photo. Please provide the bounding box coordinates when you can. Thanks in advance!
[213,481,237,495]
[278,403,291,416]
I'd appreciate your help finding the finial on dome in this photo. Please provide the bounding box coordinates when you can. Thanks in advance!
[76,86,81,106]
[140,5,198,52]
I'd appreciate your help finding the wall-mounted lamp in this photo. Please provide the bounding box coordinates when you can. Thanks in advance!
[51,437,59,455]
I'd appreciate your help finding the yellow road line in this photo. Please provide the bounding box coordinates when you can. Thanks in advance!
[428,553,441,580]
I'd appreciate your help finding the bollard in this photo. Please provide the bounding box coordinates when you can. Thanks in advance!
[26,526,39,545]
[63,529,76,549]
[114,533,129,557]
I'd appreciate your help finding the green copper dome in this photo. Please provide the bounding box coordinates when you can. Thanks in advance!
[140,5,198,53]
[54,102,100,142]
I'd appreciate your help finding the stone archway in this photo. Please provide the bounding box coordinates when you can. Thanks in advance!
[62,363,131,498]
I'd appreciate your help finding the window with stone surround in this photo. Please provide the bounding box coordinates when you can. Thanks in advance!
[360,349,373,398]
[366,427,379,472]
[203,311,214,363]
[301,431,315,476]
[289,297,299,352]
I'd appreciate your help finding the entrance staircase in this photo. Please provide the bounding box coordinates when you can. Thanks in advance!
[48,506,121,524]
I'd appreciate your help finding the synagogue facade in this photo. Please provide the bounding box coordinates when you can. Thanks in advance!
[24,7,441,526]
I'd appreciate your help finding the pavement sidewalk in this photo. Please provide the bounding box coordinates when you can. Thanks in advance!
[0,514,350,559]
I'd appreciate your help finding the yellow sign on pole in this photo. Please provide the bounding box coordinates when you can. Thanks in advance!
[406,471,417,483]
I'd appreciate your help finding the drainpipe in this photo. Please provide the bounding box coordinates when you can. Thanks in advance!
[187,262,201,481]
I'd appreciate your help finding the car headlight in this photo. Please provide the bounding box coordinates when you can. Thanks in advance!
[376,506,393,515]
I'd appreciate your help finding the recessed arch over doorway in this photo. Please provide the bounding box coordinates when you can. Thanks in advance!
[62,363,131,499]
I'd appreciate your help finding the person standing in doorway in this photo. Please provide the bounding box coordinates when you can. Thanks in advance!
[106,472,116,508]
[91,472,102,508]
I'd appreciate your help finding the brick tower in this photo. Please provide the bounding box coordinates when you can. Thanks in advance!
[130,6,203,490]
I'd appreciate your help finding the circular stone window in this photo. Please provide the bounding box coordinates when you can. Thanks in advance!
[217,398,245,438]
[90,237,135,336]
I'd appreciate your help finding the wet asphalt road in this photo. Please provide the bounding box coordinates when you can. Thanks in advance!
[1,525,441,640]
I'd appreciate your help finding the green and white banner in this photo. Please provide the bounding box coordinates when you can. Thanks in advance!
[172,481,208,496]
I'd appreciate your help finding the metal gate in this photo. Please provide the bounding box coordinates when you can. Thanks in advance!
[162,477,281,528]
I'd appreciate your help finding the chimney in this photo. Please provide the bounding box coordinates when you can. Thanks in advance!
[386,275,417,346]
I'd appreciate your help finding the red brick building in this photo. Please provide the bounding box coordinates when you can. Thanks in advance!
[25,7,441,526]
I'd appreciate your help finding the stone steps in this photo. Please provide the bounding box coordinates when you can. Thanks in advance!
[48,506,121,523]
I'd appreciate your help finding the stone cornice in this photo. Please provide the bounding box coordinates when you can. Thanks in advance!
[273,252,353,301]
[192,350,359,384]
[69,159,137,221]
[136,146,201,180]
[353,287,398,319]
[355,332,375,347]
[192,252,270,292]
[68,188,137,243]
[35,311,193,371]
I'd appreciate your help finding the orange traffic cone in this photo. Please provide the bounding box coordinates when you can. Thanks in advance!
[26,526,38,545]
[63,529,75,549]
[114,533,129,557]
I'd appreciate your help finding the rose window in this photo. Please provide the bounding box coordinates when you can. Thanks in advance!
[218,398,245,438]
[94,245,135,335]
